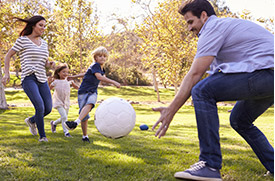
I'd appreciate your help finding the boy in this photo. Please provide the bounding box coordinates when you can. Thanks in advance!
[65,46,121,142]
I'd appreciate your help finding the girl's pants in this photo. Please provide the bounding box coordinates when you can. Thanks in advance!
[53,106,69,134]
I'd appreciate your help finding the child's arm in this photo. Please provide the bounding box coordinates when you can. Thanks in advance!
[67,73,85,81]
[95,73,121,88]
[45,59,55,69]
[48,76,54,90]
[71,81,79,90]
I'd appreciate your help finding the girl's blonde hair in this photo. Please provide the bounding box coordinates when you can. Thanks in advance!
[91,46,109,61]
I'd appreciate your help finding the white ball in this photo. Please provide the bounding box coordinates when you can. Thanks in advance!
[94,97,136,139]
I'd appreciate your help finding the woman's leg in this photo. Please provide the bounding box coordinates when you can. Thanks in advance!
[22,75,52,138]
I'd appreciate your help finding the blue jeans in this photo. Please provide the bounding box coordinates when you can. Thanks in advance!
[191,69,274,172]
[22,74,52,138]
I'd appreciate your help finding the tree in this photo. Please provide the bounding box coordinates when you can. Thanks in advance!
[49,0,102,73]
[0,0,17,109]
[104,17,144,84]
[134,0,197,98]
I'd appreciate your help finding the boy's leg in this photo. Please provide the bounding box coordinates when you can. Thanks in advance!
[81,119,90,142]
[78,104,93,122]
[81,119,88,136]
[65,93,96,130]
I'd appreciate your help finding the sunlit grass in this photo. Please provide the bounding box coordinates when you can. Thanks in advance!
[0,86,273,180]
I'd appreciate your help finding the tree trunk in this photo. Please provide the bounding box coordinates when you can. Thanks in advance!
[0,61,8,109]
[79,8,83,72]
[152,67,160,102]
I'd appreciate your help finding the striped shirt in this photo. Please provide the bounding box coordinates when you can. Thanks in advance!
[12,36,49,83]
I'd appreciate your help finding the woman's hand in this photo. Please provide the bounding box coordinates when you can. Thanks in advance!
[1,74,10,86]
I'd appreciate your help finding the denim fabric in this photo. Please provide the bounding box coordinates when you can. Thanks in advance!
[191,69,274,172]
[22,74,52,138]
[78,92,97,121]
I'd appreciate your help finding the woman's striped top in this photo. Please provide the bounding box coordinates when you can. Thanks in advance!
[12,36,49,83]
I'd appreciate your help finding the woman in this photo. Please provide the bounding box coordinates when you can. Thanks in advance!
[2,15,55,142]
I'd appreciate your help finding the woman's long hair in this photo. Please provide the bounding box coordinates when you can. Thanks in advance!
[15,15,46,36]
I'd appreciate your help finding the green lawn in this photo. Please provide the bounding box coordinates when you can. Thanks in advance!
[0,86,274,181]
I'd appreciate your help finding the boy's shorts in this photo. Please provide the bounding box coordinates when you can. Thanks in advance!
[78,92,97,121]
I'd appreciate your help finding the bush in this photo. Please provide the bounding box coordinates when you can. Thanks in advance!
[104,63,151,86]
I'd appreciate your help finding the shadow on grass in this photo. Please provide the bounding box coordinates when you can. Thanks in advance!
[0,104,273,180]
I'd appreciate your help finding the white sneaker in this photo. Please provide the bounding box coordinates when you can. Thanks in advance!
[39,137,48,142]
[25,117,37,135]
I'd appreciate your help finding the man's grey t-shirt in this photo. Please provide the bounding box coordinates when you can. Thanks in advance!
[195,15,274,74]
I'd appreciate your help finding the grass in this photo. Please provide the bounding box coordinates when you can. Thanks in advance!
[0,86,274,181]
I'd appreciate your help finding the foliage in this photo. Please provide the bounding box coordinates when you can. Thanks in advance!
[48,0,103,73]
[134,0,197,93]
[0,88,274,180]
[104,22,146,85]
[104,62,151,86]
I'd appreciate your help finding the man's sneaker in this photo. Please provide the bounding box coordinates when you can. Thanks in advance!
[65,121,77,130]
[39,137,48,142]
[65,133,72,137]
[174,161,222,181]
[25,117,37,135]
[50,121,56,133]
[82,137,90,143]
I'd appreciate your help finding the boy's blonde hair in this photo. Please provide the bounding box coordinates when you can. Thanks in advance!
[92,46,109,62]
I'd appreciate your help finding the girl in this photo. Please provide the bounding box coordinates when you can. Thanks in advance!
[49,64,79,137]
[2,15,55,142]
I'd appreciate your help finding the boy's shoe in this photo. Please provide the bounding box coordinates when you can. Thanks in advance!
[264,171,274,177]
[50,121,56,133]
[82,137,90,143]
[25,117,37,135]
[65,121,77,130]
[39,137,48,142]
[65,133,72,137]
[174,161,222,181]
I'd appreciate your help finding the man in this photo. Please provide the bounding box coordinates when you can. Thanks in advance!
[152,0,274,180]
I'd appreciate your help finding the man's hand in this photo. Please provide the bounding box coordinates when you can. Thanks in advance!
[152,107,176,138]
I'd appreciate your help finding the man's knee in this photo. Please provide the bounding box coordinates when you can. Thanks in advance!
[191,83,211,101]
[229,112,239,130]
[191,84,202,100]
[230,110,252,131]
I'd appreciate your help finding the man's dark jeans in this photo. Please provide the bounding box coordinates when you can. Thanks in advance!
[191,69,274,173]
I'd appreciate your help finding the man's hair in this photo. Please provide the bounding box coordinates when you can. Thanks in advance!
[178,0,216,18]
[92,46,109,61]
